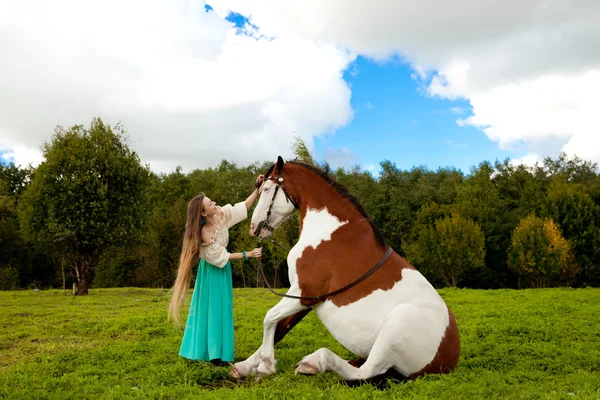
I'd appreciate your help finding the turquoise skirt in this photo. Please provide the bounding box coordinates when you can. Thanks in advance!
[179,259,234,362]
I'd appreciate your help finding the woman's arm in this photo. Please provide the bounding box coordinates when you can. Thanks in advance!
[244,189,259,211]
[244,175,264,210]
[229,247,262,261]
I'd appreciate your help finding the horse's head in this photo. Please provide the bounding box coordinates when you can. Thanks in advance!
[250,156,297,239]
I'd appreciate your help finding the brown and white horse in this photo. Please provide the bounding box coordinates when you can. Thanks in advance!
[231,156,460,381]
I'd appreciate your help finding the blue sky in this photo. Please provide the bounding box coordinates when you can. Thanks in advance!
[0,150,11,166]
[314,56,515,174]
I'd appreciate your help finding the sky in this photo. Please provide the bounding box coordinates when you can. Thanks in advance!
[1,0,599,176]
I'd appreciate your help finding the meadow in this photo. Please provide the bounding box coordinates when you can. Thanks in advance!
[1,287,599,399]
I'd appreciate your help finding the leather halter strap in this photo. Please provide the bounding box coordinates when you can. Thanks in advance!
[257,245,393,302]
[253,175,297,237]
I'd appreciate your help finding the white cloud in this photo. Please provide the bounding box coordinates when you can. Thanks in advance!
[450,107,468,115]
[364,164,376,171]
[453,71,600,162]
[3,0,600,172]
[363,163,380,178]
[0,136,45,167]
[323,147,359,170]
[510,153,543,168]
[0,0,354,171]
[210,0,600,165]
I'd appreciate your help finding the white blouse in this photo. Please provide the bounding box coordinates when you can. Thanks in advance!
[200,202,248,268]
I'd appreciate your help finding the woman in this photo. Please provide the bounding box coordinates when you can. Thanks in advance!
[168,175,264,364]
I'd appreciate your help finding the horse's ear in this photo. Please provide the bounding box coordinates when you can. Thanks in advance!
[276,156,285,173]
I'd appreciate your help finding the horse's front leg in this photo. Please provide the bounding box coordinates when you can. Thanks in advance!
[231,289,306,378]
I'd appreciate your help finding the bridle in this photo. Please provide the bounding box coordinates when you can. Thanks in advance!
[252,176,297,238]
[253,170,394,303]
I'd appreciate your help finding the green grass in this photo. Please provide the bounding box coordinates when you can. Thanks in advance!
[1,287,599,399]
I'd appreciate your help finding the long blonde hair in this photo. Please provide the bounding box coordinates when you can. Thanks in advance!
[168,193,205,326]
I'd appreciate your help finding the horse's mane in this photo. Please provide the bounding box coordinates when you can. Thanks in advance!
[265,161,387,250]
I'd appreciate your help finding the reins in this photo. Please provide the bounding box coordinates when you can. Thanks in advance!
[256,240,393,302]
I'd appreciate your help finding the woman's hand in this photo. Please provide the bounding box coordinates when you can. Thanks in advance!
[246,176,264,209]
[255,175,264,189]
[248,247,263,258]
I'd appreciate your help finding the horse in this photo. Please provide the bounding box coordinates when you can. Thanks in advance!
[230,156,460,382]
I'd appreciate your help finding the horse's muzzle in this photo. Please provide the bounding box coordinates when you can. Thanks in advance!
[253,220,274,238]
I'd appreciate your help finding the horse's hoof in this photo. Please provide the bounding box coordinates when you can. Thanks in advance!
[228,362,244,379]
[255,372,265,383]
[256,361,276,377]
[295,361,319,375]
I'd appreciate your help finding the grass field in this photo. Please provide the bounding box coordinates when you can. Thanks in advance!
[1,287,599,399]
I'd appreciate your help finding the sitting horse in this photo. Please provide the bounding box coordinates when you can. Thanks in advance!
[230,156,460,381]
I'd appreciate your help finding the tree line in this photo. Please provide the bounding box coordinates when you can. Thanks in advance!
[1,118,599,292]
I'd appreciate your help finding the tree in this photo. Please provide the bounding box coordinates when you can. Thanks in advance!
[541,182,600,286]
[507,214,577,288]
[19,118,151,294]
[0,162,32,198]
[0,182,22,290]
[0,163,58,290]
[130,168,193,288]
[542,152,598,185]
[375,161,464,255]
[291,135,316,166]
[405,210,486,287]
[454,161,508,287]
